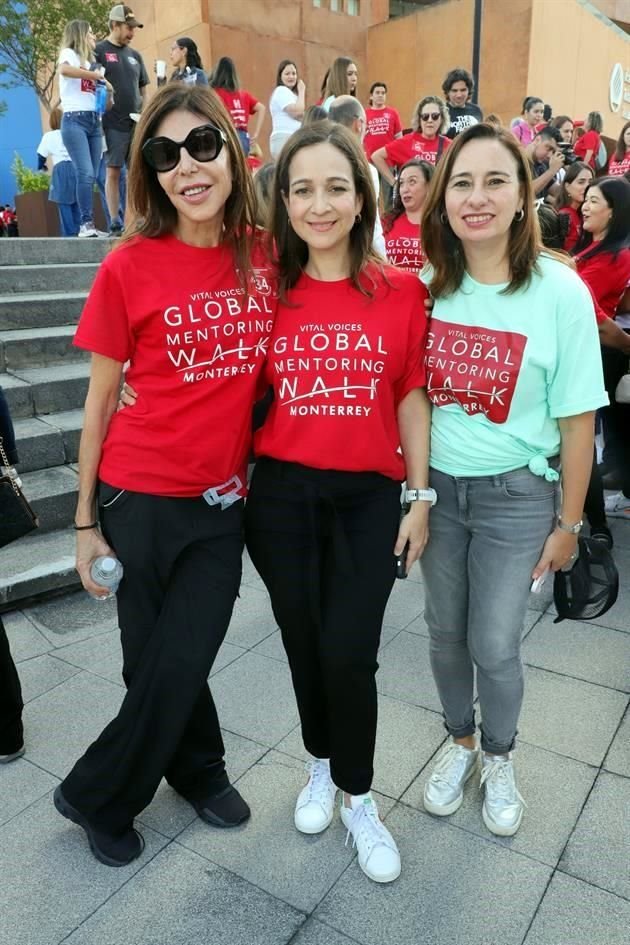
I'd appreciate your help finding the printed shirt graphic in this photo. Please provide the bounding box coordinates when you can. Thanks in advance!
[254,265,428,481]
[74,234,276,496]
[422,256,608,477]
[384,214,425,273]
[384,132,450,169]
[364,107,402,158]
[214,88,258,130]
[608,153,630,177]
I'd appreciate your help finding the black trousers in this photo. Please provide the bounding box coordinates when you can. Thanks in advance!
[61,485,243,833]
[245,458,401,795]
[0,615,23,754]
[601,343,630,497]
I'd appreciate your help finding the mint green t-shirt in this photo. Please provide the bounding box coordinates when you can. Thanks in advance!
[423,255,608,477]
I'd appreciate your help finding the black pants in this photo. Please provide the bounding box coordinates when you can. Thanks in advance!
[245,459,400,795]
[0,615,23,754]
[61,485,243,833]
[601,343,630,497]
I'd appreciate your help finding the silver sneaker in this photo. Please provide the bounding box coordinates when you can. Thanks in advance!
[423,737,479,816]
[480,753,526,836]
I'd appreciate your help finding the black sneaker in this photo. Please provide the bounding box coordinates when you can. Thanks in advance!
[0,745,24,764]
[190,782,251,828]
[53,786,144,867]
[108,223,123,237]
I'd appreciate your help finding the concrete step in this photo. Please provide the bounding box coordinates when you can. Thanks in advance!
[13,409,83,471]
[0,263,99,294]
[0,237,111,267]
[0,291,86,330]
[20,465,79,533]
[0,526,80,609]
[1,362,90,418]
[0,326,87,370]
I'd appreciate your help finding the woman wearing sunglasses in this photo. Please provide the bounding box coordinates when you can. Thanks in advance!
[371,95,450,189]
[54,84,275,867]
[245,121,431,884]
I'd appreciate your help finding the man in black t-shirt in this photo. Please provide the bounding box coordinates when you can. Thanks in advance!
[95,5,149,234]
[442,67,483,140]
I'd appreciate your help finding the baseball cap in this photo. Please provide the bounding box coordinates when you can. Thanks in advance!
[553,537,619,623]
[109,4,143,27]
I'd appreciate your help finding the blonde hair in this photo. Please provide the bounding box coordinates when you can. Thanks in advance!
[325,57,356,99]
[60,20,94,65]
[411,95,449,135]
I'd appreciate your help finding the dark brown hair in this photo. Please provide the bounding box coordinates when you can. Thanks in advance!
[122,84,256,286]
[270,120,380,299]
[383,158,433,234]
[422,122,543,297]
[614,120,630,163]
[555,161,593,211]
[325,57,356,99]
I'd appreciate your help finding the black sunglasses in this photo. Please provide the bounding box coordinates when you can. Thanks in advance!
[421,112,441,122]
[142,123,226,172]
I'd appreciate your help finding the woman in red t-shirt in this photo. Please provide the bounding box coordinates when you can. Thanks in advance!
[245,121,431,884]
[555,161,593,252]
[608,121,630,177]
[371,95,450,187]
[209,56,265,156]
[574,111,603,170]
[54,85,275,868]
[573,176,630,545]
[382,158,433,272]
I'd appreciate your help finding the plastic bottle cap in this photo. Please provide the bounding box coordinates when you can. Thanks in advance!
[101,557,116,573]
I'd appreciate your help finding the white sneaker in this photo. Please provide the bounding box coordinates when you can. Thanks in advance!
[294,758,337,834]
[480,753,526,836]
[78,223,98,238]
[423,737,479,816]
[604,492,630,519]
[340,793,401,883]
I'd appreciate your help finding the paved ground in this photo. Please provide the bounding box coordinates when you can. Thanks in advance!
[1,522,629,945]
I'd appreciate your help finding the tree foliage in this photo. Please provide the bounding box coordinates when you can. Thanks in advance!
[0,0,112,111]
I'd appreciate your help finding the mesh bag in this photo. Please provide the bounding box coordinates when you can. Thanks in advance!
[553,537,619,623]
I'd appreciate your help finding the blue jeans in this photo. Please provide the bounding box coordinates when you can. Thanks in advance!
[420,465,559,754]
[57,203,81,237]
[96,156,126,229]
[61,111,102,225]
[236,129,250,155]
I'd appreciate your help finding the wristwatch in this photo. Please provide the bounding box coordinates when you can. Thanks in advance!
[557,516,582,534]
[404,488,438,507]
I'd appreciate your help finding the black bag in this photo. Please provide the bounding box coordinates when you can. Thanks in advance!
[0,437,39,549]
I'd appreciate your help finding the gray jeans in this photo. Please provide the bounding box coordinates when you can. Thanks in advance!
[420,465,559,754]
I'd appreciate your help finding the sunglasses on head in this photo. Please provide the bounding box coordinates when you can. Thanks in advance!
[421,112,441,122]
[142,124,226,172]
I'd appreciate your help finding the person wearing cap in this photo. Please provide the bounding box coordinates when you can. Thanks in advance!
[95,5,149,236]
[169,37,208,87]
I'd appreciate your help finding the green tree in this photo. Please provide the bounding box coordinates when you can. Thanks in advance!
[0,0,112,112]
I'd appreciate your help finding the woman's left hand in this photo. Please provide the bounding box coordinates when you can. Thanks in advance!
[394,502,430,576]
[532,527,578,580]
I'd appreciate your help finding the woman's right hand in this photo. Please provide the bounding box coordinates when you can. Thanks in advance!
[118,381,138,410]
[75,528,116,599]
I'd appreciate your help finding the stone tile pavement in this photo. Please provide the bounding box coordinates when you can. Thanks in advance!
[1,519,629,945]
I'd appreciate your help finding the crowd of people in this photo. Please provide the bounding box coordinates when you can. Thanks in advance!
[2,5,629,892]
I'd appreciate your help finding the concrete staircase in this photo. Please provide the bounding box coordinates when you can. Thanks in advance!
[0,238,111,608]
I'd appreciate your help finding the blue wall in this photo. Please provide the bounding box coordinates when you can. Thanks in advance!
[0,57,43,205]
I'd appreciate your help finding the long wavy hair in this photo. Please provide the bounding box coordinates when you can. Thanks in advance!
[573,176,630,260]
[325,57,356,99]
[60,20,94,65]
[555,161,593,211]
[382,159,433,235]
[123,84,256,287]
[270,121,380,299]
[422,122,543,297]
[614,121,630,162]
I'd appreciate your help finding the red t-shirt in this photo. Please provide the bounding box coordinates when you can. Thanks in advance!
[383,132,450,169]
[74,233,276,497]
[608,152,630,177]
[384,214,424,273]
[574,130,601,169]
[558,206,581,254]
[213,88,258,130]
[254,265,429,480]
[364,106,402,159]
[575,247,630,321]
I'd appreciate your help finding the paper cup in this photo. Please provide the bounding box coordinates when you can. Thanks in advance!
[155,60,167,79]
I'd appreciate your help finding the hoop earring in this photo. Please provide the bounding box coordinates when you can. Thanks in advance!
[440,212,448,225]
[514,208,525,222]
[355,213,362,224]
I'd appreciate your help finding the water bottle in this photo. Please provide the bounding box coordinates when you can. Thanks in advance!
[95,81,108,116]
[90,555,123,598]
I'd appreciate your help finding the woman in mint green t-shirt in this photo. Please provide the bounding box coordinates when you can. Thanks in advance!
[417,123,607,837]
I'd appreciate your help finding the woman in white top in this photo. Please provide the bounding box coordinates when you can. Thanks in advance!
[58,20,111,237]
[37,106,80,236]
[269,60,305,159]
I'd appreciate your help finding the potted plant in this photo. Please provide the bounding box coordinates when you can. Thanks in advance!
[12,153,61,237]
